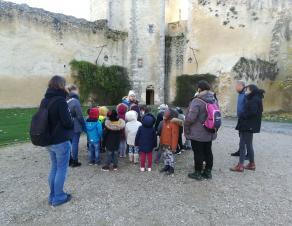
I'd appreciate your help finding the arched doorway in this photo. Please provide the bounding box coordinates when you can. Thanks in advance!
[146,85,154,105]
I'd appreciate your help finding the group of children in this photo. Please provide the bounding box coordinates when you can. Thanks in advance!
[84,91,188,175]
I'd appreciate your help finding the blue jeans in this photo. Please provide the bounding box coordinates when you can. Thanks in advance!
[106,149,118,166]
[88,142,100,162]
[119,139,127,157]
[48,141,71,205]
[71,132,81,160]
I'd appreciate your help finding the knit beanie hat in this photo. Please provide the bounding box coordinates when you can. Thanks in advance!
[107,109,119,121]
[128,90,136,97]
[158,104,168,111]
[88,107,99,119]
[117,103,128,120]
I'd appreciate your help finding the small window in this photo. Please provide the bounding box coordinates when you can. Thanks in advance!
[148,24,154,33]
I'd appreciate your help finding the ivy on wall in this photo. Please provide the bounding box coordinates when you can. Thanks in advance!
[173,74,217,107]
[70,59,130,105]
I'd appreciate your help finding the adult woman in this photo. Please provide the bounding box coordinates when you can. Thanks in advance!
[230,84,265,172]
[44,75,74,206]
[184,81,218,180]
[67,84,86,167]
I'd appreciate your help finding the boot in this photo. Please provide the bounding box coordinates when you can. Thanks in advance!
[160,165,170,173]
[165,167,174,176]
[69,157,73,166]
[71,160,82,168]
[244,162,256,171]
[231,150,240,156]
[133,154,139,164]
[188,171,203,180]
[201,169,212,179]
[230,163,244,172]
[129,153,134,163]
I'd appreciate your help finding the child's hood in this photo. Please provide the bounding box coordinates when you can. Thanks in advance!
[125,110,137,122]
[142,113,156,128]
[86,121,99,131]
[105,119,125,131]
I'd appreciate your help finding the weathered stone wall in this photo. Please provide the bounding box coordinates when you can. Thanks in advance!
[0,1,128,108]
[167,0,292,114]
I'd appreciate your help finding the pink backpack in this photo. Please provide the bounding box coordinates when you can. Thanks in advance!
[198,98,222,133]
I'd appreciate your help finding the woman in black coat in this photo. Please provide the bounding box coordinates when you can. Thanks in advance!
[230,84,265,172]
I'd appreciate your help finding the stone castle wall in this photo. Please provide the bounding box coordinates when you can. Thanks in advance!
[0,1,127,108]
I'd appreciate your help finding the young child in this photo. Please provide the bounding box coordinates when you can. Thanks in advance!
[135,113,157,172]
[86,108,103,165]
[159,109,180,175]
[117,103,128,158]
[102,110,125,171]
[125,110,142,164]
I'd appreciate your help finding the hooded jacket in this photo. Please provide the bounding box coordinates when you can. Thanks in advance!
[103,119,125,150]
[43,88,74,145]
[86,119,103,143]
[236,88,264,133]
[135,113,157,152]
[184,90,217,142]
[125,110,142,146]
[67,92,86,133]
[159,109,180,151]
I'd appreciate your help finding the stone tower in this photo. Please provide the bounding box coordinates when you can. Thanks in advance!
[90,0,166,105]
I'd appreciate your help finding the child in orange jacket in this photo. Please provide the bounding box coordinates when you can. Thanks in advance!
[159,108,180,175]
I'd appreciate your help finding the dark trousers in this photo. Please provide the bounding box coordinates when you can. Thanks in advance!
[191,140,213,171]
[239,132,254,164]
[177,127,183,150]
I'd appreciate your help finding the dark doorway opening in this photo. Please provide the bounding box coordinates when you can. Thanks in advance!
[146,89,154,105]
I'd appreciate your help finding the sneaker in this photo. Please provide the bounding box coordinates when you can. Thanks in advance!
[188,171,203,180]
[231,151,240,157]
[175,150,182,155]
[88,161,95,166]
[113,165,118,171]
[201,169,212,179]
[101,165,110,171]
[140,167,145,172]
[230,163,244,172]
[52,194,72,207]
[244,162,256,171]
[147,168,152,172]
[165,167,174,176]
[160,165,170,173]
[95,161,101,166]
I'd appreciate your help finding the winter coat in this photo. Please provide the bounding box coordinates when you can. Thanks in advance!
[135,114,157,153]
[125,111,142,146]
[86,119,102,143]
[236,90,264,133]
[155,111,164,131]
[67,93,86,133]
[237,91,246,118]
[184,90,218,142]
[43,88,74,145]
[103,119,125,151]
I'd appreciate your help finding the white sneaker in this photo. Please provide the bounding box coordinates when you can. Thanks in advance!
[147,168,152,172]
[140,168,145,172]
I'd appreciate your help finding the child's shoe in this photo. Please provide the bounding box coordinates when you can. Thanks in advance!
[230,163,244,172]
[88,160,95,166]
[244,162,256,171]
[113,165,118,171]
[165,167,174,176]
[140,167,145,172]
[102,165,110,171]
[147,168,152,172]
[129,153,134,163]
[188,171,203,180]
[160,165,170,173]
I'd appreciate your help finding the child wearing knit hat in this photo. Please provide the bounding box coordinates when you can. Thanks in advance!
[86,108,103,165]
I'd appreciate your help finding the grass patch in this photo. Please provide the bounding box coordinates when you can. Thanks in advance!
[262,111,292,123]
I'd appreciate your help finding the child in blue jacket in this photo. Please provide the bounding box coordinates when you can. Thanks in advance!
[86,108,103,165]
[135,113,157,172]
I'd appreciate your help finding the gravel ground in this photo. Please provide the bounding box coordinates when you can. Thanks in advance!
[0,122,292,226]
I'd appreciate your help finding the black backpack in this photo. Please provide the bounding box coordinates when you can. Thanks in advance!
[29,97,62,147]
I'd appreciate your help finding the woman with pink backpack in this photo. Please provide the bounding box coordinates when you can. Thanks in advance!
[184,80,220,180]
